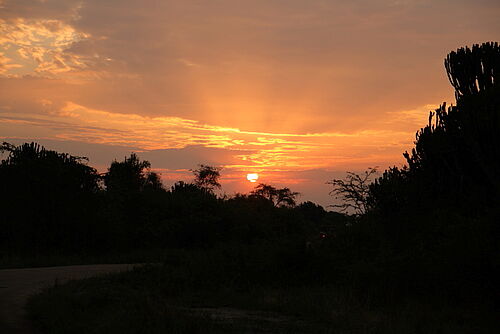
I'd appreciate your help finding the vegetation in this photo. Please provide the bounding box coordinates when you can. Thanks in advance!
[250,183,300,208]
[2,42,499,333]
[327,167,378,215]
[27,250,499,334]
[0,143,332,263]
[191,164,223,192]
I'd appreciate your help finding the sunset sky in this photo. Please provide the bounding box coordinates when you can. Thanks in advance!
[1,0,499,206]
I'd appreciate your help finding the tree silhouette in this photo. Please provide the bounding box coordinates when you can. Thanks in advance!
[250,183,299,207]
[104,153,162,194]
[445,42,499,100]
[0,142,100,193]
[327,168,378,215]
[191,164,222,192]
[369,42,500,212]
[0,142,101,252]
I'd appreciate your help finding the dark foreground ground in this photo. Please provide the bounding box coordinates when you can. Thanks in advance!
[0,264,137,333]
[20,249,500,334]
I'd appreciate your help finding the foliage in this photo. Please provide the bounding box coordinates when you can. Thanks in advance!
[362,43,500,298]
[445,42,500,100]
[190,164,222,192]
[369,42,500,213]
[250,183,300,207]
[1,141,100,192]
[104,153,163,194]
[367,166,410,214]
[0,143,312,256]
[327,167,378,215]
[295,201,326,223]
[0,142,102,253]
[28,245,500,334]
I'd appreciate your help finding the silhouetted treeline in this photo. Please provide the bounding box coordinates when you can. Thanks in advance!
[370,42,500,212]
[0,144,341,256]
[352,42,500,300]
[0,142,103,254]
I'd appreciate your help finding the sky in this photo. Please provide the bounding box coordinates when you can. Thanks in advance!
[1,0,499,207]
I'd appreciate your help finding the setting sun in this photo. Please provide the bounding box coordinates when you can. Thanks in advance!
[246,173,259,183]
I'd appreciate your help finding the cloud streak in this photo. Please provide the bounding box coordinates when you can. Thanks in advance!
[0,100,431,172]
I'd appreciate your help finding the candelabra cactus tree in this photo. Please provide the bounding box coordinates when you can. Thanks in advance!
[445,42,500,100]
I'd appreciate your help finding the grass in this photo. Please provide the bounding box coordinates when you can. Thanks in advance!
[0,248,170,269]
[26,249,500,334]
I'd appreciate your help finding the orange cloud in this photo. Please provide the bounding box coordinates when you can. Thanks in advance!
[0,100,431,172]
[0,18,90,77]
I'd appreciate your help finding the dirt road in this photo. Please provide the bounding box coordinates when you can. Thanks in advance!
[0,264,138,333]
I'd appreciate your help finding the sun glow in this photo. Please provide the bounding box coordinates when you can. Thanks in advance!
[246,173,259,183]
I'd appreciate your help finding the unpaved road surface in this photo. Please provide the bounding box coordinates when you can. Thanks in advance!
[0,264,138,333]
